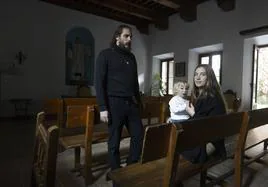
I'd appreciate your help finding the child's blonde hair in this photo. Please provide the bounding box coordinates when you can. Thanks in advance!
[173,80,189,95]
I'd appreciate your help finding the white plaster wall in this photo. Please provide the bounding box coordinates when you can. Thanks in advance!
[150,0,268,111]
[0,0,149,117]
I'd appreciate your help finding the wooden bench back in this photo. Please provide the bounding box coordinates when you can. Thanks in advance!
[66,105,89,128]
[175,112,248,152]
[248,107,268,129]
[246,108,268,149]
[160,95,173,121]
[63,97,100,124]
[141,123,177,163]
[141,96,161,103]
[63,97,97,106]
[141,101,166,125]
[32,112,59,187]
[43,99,63,127]
[165,112,249,187]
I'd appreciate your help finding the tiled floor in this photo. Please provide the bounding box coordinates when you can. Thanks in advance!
[1,119,268,187]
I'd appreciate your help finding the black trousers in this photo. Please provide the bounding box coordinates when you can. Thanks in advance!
[107,96,143,170]
[181,139,226,164]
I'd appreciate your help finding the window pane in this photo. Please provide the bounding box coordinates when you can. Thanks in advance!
[212,54,221,82]
[216,76,220,83]
[161,61,167,81]
[201,56,209,64]
[168,61,174,94]
[161,62,167,94]
[169,61,174,78]
[168,77,173,94]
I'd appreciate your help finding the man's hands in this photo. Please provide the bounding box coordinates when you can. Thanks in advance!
[100,110,109,123]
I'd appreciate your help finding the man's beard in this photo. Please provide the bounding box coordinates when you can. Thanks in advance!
[118,41,131,50]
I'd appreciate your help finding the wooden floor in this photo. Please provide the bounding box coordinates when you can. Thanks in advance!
[1,119,268,187]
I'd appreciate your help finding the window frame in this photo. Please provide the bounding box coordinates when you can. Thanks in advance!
[198,51,223,85]
[160,58,174,95]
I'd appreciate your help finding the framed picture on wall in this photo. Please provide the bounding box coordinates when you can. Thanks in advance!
[175,62,186,77]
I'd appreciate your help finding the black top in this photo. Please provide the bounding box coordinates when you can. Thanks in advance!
[193,94,226,119]
[94,45,140,111]
[182,94,227,163]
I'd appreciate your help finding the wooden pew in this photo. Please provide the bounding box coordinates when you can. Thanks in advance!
[31,112,59,187]
[243,108,268,168]
[63,97,98,126]
[43,97,168,185]
[60,97,167,146]
[58,105,96,185]
[56,98,122,175]
[209,108,268,186]
[141,95,171,121]
[160,95,173,121]
[108,112,249,187]
[43,98,63,127]
[108,123,177,187]
[141,96,161,103]
[63,97,97,106]
[172,112,249,187]
[141,101,166,126]
[246,108,268,148]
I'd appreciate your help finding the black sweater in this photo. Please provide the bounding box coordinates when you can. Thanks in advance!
[182,95,227,163]
[193,95,226,119]
[94,45,140,111]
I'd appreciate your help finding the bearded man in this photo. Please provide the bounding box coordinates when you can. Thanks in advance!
[94,25,143,179]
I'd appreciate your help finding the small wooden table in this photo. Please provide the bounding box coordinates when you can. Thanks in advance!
[9,98,32,119]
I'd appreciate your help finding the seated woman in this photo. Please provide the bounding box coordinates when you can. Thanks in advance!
[183,64,227,164]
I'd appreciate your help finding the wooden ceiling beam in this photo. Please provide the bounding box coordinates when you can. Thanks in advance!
[179,1,197,22]
[86,0,169,30]
[151,0,180,10]
[216,0,236,12]
[41,0,150,34]
[87,0,160,21]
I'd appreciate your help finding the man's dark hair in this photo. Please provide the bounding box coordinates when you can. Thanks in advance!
[110,24,132,47]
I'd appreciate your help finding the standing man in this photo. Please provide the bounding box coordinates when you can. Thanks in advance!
[94,25,143,172]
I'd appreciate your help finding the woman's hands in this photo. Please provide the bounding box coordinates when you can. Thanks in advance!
[186,103,195,117]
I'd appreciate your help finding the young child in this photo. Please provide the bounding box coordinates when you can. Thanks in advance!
[168,81,190,123]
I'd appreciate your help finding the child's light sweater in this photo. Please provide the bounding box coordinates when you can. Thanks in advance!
[169,95,190,121]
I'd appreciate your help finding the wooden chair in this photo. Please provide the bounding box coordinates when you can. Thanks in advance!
[224,89,241,113]
[108,112,249,187]
[43,98,63,128]
[108,123,177,187]
[32,112,59,187]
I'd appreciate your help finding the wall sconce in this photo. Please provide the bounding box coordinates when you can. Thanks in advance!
[15,51,27,65]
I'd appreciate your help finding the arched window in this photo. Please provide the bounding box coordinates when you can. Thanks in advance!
[65,27,94,85]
